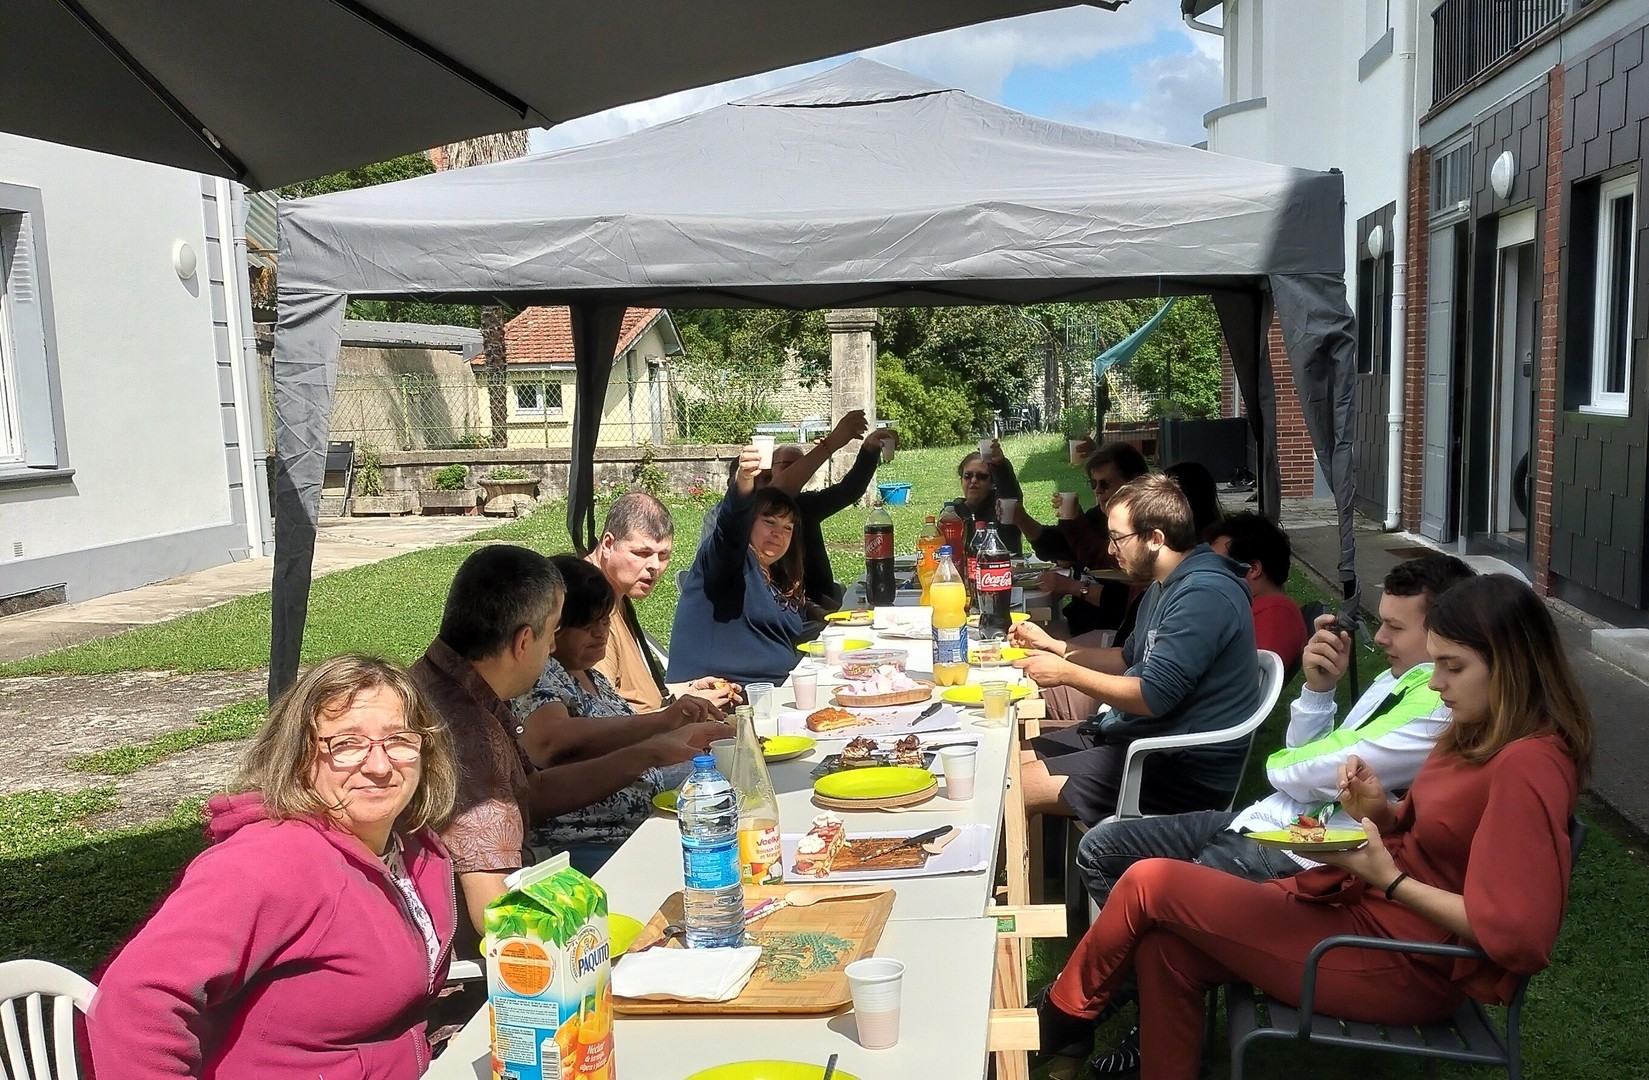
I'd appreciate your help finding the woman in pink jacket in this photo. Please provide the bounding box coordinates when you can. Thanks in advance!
[89,655,460,1077]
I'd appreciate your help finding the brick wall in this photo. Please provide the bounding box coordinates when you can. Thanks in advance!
[1270,317,1317,496]
[1401,148,1432,530]
[1531,63,1565,594]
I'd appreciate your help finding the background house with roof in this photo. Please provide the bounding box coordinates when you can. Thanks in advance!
[473,306,683,448]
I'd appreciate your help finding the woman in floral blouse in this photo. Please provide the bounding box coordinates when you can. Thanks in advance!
[514,556,727,874]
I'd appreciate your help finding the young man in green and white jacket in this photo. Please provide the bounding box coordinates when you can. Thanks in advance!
[1051,553,1474,1074]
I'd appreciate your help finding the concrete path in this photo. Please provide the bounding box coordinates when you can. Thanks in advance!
[0,517,492,664]
[1286,500,1649,839]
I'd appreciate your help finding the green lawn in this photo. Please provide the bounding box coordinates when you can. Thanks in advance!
[1,434,1646,1077]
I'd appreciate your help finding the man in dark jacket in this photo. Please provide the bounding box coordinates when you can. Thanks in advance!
[1011,474,1261,826]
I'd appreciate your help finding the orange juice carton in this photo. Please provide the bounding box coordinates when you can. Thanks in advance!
[484,853,613,1080]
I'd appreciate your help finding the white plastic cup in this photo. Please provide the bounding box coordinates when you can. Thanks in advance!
[1056,492,1079,520]
[709,738,736,776]
[977,437,993,460]
[822,630,847,666]
[878,428,896,463]
[752,434,776,469]
[746,682,776,722]
[981,681,1012,725]
[845,957,906,1049]
[1069,439,1087,465]
[997,497,1018,521]
[938,746,978,801]
[791,667,818,711]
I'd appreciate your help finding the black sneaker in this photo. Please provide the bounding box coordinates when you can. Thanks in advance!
[1086,1026,1141,1076]
[1032,985,1099,1062]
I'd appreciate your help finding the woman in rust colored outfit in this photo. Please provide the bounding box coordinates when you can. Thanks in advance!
[1041,574,1593,1080]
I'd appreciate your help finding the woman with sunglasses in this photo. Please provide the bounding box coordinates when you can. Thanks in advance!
[943,438,1024,554]
[90,655,459,1078]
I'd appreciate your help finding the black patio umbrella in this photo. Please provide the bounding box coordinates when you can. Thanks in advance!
[1,0,1121,189]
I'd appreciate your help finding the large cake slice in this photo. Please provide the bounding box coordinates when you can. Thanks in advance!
[793,812,847,877]
[1286,815,1327,844]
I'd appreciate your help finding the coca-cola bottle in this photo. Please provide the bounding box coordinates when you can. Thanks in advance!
[864,504,896,605]
[965,520,987,611]
[975,521,1014,640]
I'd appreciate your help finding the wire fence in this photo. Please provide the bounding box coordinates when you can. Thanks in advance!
[259,367,837,453]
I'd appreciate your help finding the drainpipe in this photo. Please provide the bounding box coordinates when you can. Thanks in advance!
[1384,0,1419,531]
[1182,1,1222,36]
[221,179,275,555]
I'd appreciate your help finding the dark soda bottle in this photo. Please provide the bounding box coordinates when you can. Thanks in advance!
[965,520,987,611]
[864,504,896,605]
[975,521,1014,640]
[937,504,965,557]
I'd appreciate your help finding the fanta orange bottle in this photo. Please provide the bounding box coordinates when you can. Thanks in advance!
[916,516,943,605]
[930,546,970,686]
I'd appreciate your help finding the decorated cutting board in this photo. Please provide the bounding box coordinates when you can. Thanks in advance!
[612,884,895,1015]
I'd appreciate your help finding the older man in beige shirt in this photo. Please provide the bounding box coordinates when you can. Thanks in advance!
[589,492,740,711]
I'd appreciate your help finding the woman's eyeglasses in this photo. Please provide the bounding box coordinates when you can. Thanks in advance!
[961,471,992,482]
[316,731,425,767]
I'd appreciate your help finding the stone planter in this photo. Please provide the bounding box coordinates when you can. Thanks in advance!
[350,492,416,516]
[479,477,540,500]
[419,488,480,515]
[480,477,539,516]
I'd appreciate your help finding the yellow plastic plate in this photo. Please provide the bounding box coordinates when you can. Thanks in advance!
[970,645,1029,664]
[798,637,873,656]
[684,1062,862,1080]
[1247,829,1369,852]
[941,683,1034,706]
[814,765,937,801]
[652,789,678,815]
[610,913,646,956]
[966,611,1030,628]
[762,735,816,762]
[824,609,875,626]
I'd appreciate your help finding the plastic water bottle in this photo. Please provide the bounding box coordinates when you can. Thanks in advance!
[676,754,746,948]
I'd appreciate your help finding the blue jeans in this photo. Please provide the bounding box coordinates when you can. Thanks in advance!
[1075,809,1304,909]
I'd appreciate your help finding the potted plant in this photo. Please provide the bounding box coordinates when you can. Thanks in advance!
[418,464,479,514]
[479,465,540,515]
[350,447,415,515]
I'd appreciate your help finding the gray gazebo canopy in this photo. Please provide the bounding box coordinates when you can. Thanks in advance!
[271,59,1358,698]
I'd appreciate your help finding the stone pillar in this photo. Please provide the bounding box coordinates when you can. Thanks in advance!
[825,308,879,491]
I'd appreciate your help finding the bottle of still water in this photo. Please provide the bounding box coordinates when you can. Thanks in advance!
[676,753,747,948]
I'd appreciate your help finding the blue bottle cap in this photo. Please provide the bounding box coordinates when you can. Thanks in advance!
[937,545,952,557]
[693,753,715,768]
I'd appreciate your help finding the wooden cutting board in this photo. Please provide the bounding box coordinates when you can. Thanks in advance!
[612,884,895,1015]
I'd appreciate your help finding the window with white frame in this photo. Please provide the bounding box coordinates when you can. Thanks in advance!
[1588,174,1638,415]
[0,185,64,474]
[514,378,564,415]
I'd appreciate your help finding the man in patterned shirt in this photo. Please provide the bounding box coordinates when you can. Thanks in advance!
[412,545,563,940]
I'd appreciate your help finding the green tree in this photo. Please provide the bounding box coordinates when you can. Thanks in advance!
[875,353,973,448]
[1100,297,1224,419]
[876,307,1042,431]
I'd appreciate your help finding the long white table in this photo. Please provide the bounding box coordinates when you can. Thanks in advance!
[426,621,1027,1079]
[431,918,998,1079]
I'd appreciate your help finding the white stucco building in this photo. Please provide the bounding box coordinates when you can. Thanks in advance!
[0,133,269,611]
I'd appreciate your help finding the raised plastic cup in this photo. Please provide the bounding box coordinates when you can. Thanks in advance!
[845,957,906,1049]
[977,437,993,460]
[1069,438,1087,465]
[1056,492,1079,520]
[752,434,776,468]
[997,497,1018,521]
[791,666,818,711]
[980,681,1011,726]
[709,738,736,776]
[878,428,896,463]
[938,746,978,800]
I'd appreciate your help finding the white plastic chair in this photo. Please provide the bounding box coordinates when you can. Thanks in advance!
[0,959,97,1080]
[1064,649,1287,928]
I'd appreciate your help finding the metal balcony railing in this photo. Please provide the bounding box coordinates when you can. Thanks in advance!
[1431,0,1565,103]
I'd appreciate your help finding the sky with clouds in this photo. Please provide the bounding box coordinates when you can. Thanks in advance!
[529,4,1224,155]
